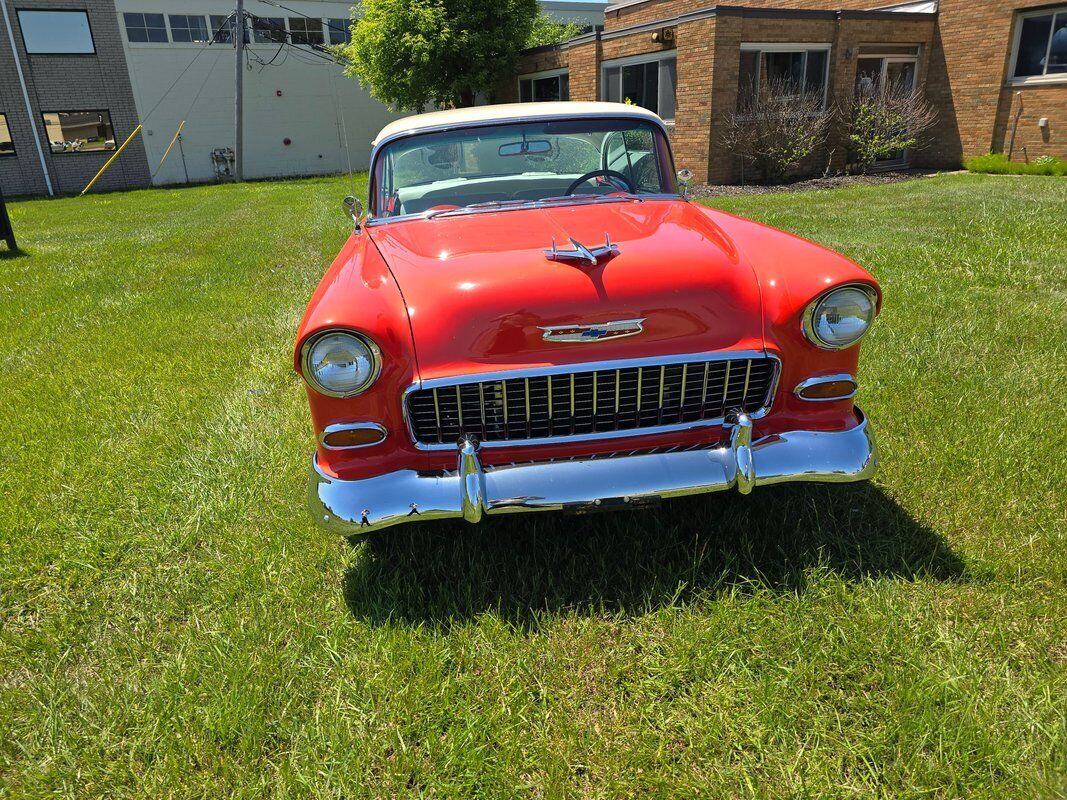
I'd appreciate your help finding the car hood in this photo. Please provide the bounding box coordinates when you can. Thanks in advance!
[367,200,765,381]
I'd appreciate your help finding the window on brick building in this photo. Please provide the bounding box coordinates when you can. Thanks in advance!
[1011,7,1067,80]
[0,114,15,157]
[123,13,167,43]
[518,70,570,102]
[168,14,209,43]
[737,45,830,108]
[601,55,677,121]
[16,10,95,54]
[42,111,115,154]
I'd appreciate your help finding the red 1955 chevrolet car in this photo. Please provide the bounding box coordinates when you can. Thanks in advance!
[295,102,880,536]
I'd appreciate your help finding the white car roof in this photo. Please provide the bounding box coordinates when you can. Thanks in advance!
[372,102,665,146]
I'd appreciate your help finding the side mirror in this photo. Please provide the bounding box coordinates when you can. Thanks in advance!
[676,168,693,199]
[342,195,362,231]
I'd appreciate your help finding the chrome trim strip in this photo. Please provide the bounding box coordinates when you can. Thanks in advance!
[793,373,858,401]
[310,408,877,535]
[319,422,388,451]
[402,350,782,451]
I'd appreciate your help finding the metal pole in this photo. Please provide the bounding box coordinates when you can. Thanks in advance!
[80,124,143,195]
[0,0,52,196]
[177,133,189,183]
[234,0,244,181]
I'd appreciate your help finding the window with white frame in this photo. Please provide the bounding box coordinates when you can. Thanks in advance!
[601,55,676,120]
[251,16,285,43]
[1011,6,1067,80]
[288,17,324,45]
[168,14,209,43]
[737,44,830,108]
[327,18,350,45]
[123,12,167,43]
[518,70,569,102]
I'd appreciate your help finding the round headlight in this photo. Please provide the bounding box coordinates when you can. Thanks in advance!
[803,285,878,350]
[302,331,381,397]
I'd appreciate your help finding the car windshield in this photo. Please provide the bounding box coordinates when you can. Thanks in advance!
[371,117,674,219]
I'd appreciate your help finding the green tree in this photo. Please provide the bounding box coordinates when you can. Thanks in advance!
[344,0,540,112]
[525,11,585,49]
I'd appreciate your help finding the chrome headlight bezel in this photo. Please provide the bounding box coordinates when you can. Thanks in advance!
[802,283,879,351]
[300,330,382,398]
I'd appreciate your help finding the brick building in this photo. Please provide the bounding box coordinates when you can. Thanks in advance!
[0,0,151,196]
[501,0,1067,183]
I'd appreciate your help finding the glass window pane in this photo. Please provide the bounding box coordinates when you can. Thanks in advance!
[252,16,285,43]
[169,14,208,43]
[855,57,882,97]
[560,72,569,101]
[1014,14,1053,76]
[533,75,561,101]
[520,79,532,102]
[327,18,350,45]
[604,66,621,103]
[765,51,804,90]
[622,62,658,113]
[1049,13,1067,73]
[42,111,115,154]
[210,14,246,44]
[0,114,15,157]
[738,51,759,107]
[289,17,324,45]
[805,49,828,99]
[659,59,676,120]
[17,10,94,54]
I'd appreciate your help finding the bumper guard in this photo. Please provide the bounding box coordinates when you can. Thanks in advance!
[311,411,877,535]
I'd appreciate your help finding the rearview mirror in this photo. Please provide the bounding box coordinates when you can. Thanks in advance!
[498,139,553,157]
[676,168,693,199]
[342,195,362,230]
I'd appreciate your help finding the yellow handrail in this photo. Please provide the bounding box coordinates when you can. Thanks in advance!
[153,120,185,178]
[80,124,143,196]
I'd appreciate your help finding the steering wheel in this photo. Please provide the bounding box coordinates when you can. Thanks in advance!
[565,169,635,196]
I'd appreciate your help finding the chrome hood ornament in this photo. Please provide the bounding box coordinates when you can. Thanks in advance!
[539,318,646,343]
[544,233,620,267]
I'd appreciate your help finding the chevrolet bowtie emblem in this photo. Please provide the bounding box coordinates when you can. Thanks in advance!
[544,233,620,267]
[539,318,646,343]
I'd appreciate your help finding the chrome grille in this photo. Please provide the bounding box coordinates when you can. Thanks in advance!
[406,356,777,446]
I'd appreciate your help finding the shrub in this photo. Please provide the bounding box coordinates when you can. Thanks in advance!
[720,78,832,184]
[844,80,937,173]
[964,153,1067,176]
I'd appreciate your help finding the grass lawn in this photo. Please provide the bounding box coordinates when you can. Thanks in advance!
[1,173,1065,798]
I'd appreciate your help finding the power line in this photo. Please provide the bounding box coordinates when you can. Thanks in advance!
[255,0,351,40]
[140,16,231,124]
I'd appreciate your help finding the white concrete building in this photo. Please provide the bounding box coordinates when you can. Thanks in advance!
[114,0,606,186]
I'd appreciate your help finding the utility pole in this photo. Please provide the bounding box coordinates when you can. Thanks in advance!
[234,0,244,181]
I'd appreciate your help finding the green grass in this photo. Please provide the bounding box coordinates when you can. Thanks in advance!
[1,173,1065,798]
[964,152,1067,176]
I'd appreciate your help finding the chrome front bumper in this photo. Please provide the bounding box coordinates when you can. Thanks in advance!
[309,411,877,535]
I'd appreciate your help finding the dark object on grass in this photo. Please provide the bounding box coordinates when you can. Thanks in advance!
[0,186,16,251]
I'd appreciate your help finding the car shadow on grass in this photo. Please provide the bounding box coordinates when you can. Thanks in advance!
[342,482,965,630]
